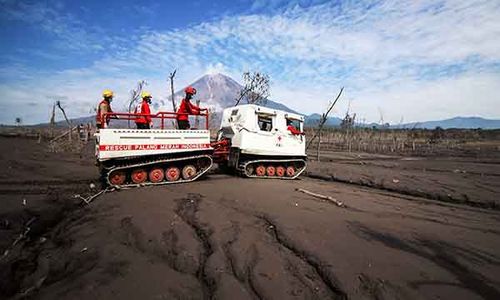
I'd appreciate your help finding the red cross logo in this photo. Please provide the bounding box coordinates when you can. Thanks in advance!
[277,136,282,141]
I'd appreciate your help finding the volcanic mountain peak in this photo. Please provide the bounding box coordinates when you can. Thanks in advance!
[163,73,299,114]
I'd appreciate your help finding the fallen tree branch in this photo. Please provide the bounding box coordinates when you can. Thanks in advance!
[295,188,344,207]
[49,126,78,143]
[76,188,115,205]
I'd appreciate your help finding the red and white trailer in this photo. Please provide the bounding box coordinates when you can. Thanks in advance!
[95,111,213,187]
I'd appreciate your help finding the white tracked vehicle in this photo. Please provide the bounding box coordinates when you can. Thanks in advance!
[212,104,307,179]
[95,105,307,187]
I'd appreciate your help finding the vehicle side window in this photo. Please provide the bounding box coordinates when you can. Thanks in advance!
[286,118,301,130]
[258,116,273,132]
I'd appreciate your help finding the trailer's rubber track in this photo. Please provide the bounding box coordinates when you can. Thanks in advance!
[237,159,307,179]
[102,154,213,188]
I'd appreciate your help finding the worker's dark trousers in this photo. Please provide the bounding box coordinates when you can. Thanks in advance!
[177,120,190,130]
[136,123,150,129]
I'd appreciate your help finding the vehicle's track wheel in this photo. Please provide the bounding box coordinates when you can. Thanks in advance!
[131,169,147,184]
[182,165,197,180]
[109,170,126,185]
[149,168,164,183]
[246,164,254,175]
[266,165,276,176]
[165,167,180,182]
[276,166,285,177]
[286,166,296,177]
[255,165,266,176]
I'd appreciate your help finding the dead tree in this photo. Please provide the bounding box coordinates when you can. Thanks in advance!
[56,101,72,142]
[49,103,56,138]
[169,70,178,128]
[235,71,270,106]
[208,107,217,129]
[127,80,147,128]
[169,70,177,112]
[195,100,200,128]
[306,87,344,161]
[340,112,356,129]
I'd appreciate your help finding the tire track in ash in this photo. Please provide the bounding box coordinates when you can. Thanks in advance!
[0,179,93,195]
[307,173,498,210]
[216,196,347,299]
[120,216,197,275]
[220,221,263,300]
[256,214,348,300]
[174,193,216,300]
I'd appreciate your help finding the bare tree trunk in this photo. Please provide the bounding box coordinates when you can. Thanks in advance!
[169,70,177,112]
[234,93,245,106]
[49,103,56,138]
[316,131,321,162]
[306,87,344,151]
[56,101,72,142]
[127,81,146,129]
[347,128,352,152]
[195,100,200,128]
[169,70,178,128]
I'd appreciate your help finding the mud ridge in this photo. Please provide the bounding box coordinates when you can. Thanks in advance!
[217,208,264,299]
[119,217,182,272]
[0,179,93,186]
[307,173,499,210]
[0,187,87,195]
[347,221,500,300]
[221,224,241,282]
[256,214,348,300]
[174,193,216,299]
[245,245,264,300]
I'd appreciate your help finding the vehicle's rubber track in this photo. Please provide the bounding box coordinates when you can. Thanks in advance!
[103,155,213,188]
[238,159,307,179]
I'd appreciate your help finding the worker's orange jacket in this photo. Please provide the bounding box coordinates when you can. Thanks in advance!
[96,99,113,126]
[134,101,152,124]
[176,99,200,121]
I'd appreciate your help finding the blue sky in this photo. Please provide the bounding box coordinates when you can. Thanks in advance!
[0,0,499,124]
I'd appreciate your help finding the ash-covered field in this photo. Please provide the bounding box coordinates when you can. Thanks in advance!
[1,136,500,299]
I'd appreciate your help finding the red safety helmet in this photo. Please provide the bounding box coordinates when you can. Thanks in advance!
[185,86,197,95]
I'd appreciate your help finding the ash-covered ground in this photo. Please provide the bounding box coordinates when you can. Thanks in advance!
[1,136,500,299]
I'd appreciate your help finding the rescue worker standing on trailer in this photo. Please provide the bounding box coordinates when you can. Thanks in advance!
[96,89,115,129]
[176,86,205,130]
[135,91,153,129]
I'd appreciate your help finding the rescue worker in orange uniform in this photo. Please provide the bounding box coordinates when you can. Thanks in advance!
[96,89,116,129]
[135,91,153,129]
[287,119,302,135]
[176,86,205,129]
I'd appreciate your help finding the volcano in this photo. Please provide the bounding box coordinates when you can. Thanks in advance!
[161,73,300,115]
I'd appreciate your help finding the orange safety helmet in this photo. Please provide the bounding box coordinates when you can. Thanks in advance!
[184,86,197,95]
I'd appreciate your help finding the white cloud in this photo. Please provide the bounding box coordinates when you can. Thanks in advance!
[1,0,499,124]
[272,71,500,123]
[0,0,120,53]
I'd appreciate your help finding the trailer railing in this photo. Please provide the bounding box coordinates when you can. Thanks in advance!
[101,110,209,130]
